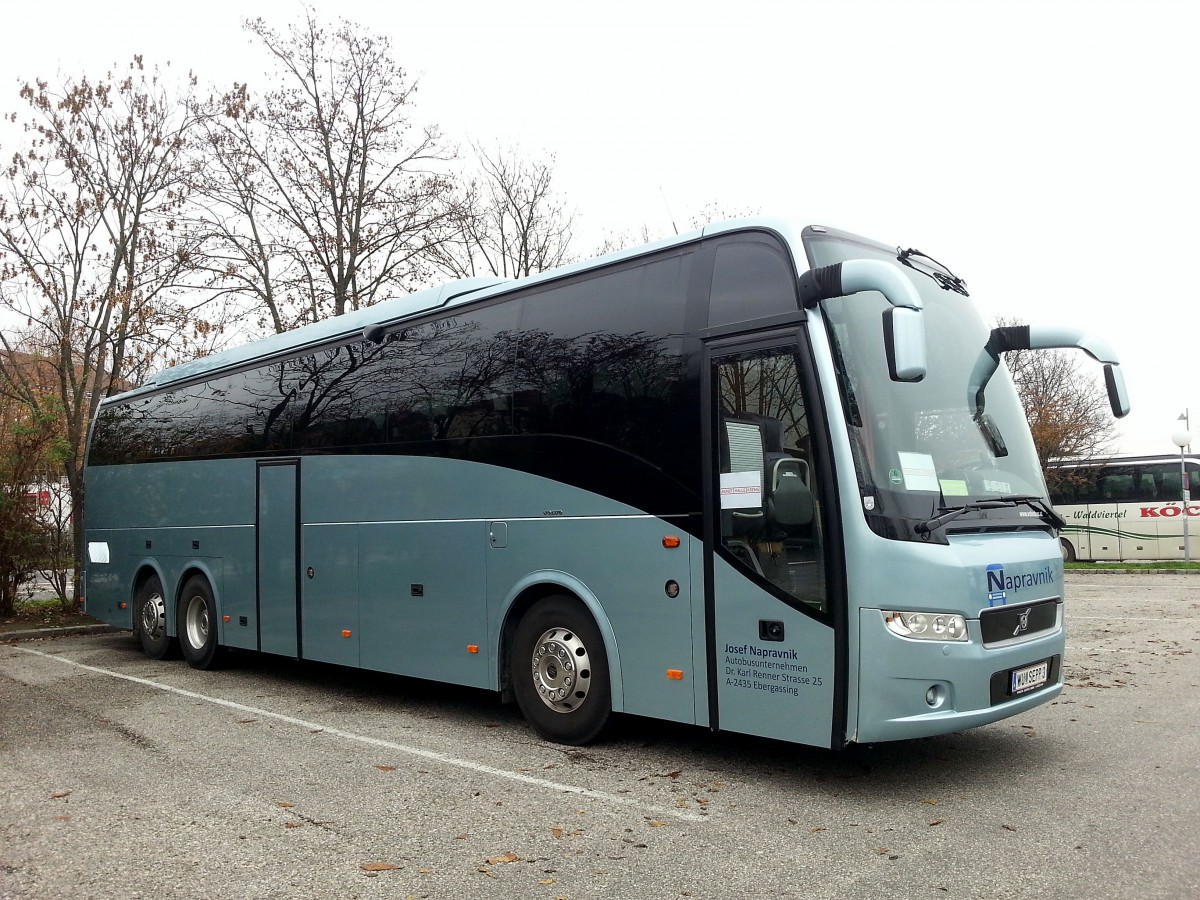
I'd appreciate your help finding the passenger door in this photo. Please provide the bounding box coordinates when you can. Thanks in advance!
[704,336,838,748]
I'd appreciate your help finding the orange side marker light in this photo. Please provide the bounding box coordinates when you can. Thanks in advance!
[467,645,479,654]
[662,536,681,549]
[667,669,685,681]
[223,615,231,623]
[342,630,352,638]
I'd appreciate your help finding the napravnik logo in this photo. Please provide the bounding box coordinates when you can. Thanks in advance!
[986,563,1057,608]
[986,563,1007,606]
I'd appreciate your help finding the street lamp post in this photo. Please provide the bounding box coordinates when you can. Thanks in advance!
[1171,430,1193,563]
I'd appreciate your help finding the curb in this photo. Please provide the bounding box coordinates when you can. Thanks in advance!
[0,624,122,643]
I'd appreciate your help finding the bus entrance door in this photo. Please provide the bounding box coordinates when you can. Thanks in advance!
[257,460,300,657]
[706,339,837,748]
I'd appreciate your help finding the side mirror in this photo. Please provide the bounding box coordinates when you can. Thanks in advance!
[971,324,1131,420]
[1103,364,1130,418]
[883,307,927,382]
[798,259,926,383]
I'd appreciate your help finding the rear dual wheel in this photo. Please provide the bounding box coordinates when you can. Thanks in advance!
[178,575,222,670]
[134,575,177,660]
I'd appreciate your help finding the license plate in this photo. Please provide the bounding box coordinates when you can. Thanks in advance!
[1010,660,1049,695]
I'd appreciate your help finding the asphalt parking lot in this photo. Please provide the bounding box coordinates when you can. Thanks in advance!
[2,573,1197,899]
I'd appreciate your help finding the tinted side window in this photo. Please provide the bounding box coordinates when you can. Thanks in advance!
[513,253,690,468]
[369,303,521,443]
[708,238,798,327]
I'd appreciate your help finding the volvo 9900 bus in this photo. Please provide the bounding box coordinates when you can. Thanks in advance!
[82,220,1129,747]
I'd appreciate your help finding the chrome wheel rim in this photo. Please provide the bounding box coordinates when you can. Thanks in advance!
[531,627,591,713]
[140,591,166,639]
[184,594,210,650]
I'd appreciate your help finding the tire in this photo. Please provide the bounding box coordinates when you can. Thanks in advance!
[511,595,611,746]
[133,575,177,660]
[178,575,222,670]
[1060,538,1077,563]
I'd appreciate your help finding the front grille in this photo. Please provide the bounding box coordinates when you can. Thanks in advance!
[979,599,1059,645]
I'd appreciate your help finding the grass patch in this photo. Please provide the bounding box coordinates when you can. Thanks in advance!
[1065,561,1200,571]
[1,597,96,634]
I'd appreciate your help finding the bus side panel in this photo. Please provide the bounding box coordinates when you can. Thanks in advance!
[487,516,696,726]
[711,557,836,748]
[358,520,490,688]
[300,524,360,667]
[83,461,256,641]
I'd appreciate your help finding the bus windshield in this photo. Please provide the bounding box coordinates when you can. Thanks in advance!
[806,235,1047,540]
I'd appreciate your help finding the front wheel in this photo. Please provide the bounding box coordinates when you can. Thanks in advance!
[134,575,177,660]
[178,575,222,670]
[511,596,611,745]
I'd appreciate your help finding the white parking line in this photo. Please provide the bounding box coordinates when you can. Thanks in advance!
[13,646,706,823]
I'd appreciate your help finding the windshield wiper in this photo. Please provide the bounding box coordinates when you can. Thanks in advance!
[916,499,1013,534]
[995,494,1067,531]
[897,248,969,296]
[916,495,1065,535]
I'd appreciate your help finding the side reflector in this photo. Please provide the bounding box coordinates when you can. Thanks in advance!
[342,630,352,638]
[118,602,127,609]
[662,536,681,548]
[667,669,684,680]
[467,645,479,654]
[223,615,231,623]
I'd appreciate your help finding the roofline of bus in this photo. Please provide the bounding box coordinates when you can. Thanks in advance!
[99,216,828,405]
[1047,453,1200,468]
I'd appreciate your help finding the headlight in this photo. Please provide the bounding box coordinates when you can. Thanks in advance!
[883,610,968,642]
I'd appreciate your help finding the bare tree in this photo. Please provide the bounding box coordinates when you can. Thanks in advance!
[190,13,456,332]
[999,318,1118,486]
[0,59,217,597]
[432,144,575,280]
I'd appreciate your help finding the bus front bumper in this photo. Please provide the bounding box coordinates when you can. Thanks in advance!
[853,607,1065,744]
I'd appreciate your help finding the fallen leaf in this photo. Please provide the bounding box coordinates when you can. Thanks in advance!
[418,868,433,874]
[539,879,557,885]
[1002,824,1017,832]
[54,815,71,822]
[929,819,944,827]
[551,827,564,839]
[49,791,72,800]
[285,822,303,829]
[360,862,399,872]
[648,820,667,828]
[811,826,826,833]
[485,852,520,865]
[276,802,296,809]
[374,765,397,772]
[236,718,256,724]
[922,799,939,805]
[455,833,470,840]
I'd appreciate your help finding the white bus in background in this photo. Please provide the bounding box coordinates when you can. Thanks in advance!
[1049,454,1199,561]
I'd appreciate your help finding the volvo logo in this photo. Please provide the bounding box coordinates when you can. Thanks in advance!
[1013,608,1032,636]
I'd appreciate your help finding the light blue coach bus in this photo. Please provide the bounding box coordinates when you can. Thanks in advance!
[82,220,1129,747]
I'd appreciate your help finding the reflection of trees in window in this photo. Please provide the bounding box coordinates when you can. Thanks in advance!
[93,289,688,469]
[719,354,808,450]
[513,328,684,462]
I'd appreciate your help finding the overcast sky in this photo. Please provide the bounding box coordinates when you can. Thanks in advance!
[3,0,1195,455]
